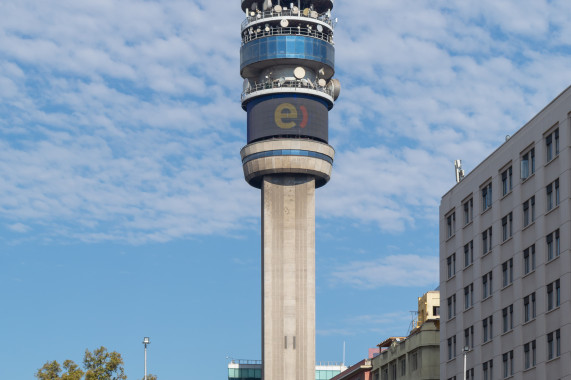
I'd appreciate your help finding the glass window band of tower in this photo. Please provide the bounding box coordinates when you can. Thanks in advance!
[242,149,333,165]
[240,36,334,72]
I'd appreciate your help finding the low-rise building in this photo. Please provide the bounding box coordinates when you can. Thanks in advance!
[329,358,373,380]
[227,359,346,380]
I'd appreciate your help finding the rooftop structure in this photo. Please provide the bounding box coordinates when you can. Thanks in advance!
[238,1,341,379]
[227,359,346,380]
[439,85,571,379]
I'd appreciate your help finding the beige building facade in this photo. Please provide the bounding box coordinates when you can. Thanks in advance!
[371,292,440,380]
[439,85,571,379]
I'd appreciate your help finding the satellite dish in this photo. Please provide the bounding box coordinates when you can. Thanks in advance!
[310,11,318,18]
[327,78,341,100]
[317,24,323,32]
[280,19,289,27]
[292,6,299,14]
[278,77,286,86]
[318,78,326,87]
[265,24,270,32]
[303,8,310,16]
[274,5,282,12]
[293,67,306,79]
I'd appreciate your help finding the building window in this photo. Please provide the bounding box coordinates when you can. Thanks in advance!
[546,128,559,161]
[524,292,536,322]
[410,351,418,371]
[482,227,492,254]
[523,196,535,227]
[463,197,473,225]
[447,294,456,319]
[482,271,493,299]
[547,329,561,360]
[447,211,456,238]
[483,315,493,343]
[447,335,456,360]
[483,360,493,380]
[399,356,406,376]
[524,340,536,369]
[502,258,513,287]
[481,182,492,211]
[521,147,535,179]
[447,253,456,279]
[466,368,474,380]
[546,179,560,211]
[502,350,514,378]
[547,279,560,311]
[501,166,513,196]
[390,361,397,380]
[464,283,474,310]
[546,229,560,261]
[464,325,474,349]
[464,241,474,268]
[502,304,513,333]
[502,212,513,241]
[523,244,536,274]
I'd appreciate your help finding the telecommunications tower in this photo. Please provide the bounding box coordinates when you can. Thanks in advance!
[239,1,340,379]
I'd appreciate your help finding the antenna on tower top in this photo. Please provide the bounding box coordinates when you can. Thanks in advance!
[454,160,465,183]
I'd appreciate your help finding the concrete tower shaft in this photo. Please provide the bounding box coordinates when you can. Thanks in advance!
[239,1,340,379]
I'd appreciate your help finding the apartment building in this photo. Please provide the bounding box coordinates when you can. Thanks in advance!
[439,85,571,379]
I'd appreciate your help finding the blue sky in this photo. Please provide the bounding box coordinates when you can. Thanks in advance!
[2,0,571,379]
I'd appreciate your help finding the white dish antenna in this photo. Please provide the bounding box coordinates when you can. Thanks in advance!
[293,67,306,79]
[292,6,299,14]
[327,78,341,100]
[303,8,310,16]
[274,5,282,12]
[280,19,289,27]
[317,78,326,87]
[265,24,270,32]
[310,10,318,18]
[317,24,323,32]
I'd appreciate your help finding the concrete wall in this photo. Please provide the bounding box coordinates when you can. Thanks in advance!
[262,174,316,380]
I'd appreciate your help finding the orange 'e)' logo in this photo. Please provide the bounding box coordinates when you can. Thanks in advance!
[275,103,308,129]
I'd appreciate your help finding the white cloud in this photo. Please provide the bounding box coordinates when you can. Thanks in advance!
[331,254,439,289]
[7,223,31,233]
[0,0,570,243]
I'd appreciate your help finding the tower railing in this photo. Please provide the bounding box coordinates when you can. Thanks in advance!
[241,79,333,101]
[241,9,333,30]
[241,25,333,45]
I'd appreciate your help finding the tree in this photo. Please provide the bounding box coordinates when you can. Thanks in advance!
[36,360,84,380]
[35,347,127,380]
[61,360,84,380]
[141,375,158,380]
[84,347,127,380]
[36,360,61,380]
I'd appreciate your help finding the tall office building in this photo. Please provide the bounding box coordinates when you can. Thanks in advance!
[238,1,340,379]
[439,86,571,380]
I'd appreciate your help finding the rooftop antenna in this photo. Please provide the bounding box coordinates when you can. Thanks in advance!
[342,341,346,366]
[454,159,465,183]
[407,310,418,335]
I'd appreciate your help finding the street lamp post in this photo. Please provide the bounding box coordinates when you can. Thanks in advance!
[143,337,150,380]
[462,346,470,380]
